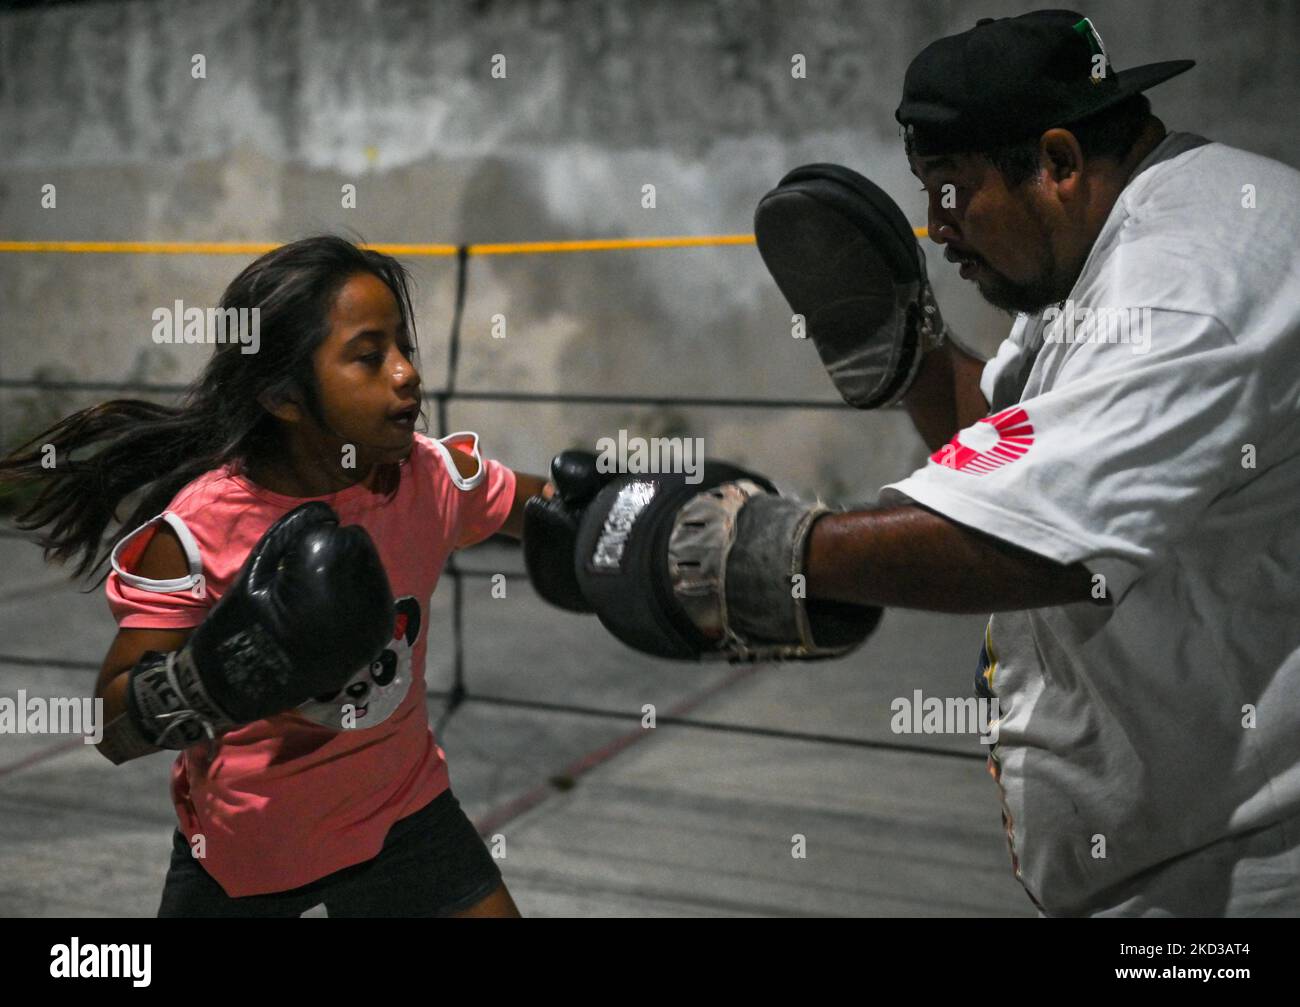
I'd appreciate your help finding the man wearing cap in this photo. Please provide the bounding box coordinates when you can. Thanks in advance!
[526,10,1300,916]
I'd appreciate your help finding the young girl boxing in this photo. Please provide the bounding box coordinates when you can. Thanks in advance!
[0,235,552,917]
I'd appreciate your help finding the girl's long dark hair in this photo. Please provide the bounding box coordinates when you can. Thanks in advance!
[0,235,420,586]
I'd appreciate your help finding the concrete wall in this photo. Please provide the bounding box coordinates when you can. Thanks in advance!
[2,0,1296,500]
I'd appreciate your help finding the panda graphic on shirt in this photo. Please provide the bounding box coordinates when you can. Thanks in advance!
[295,595,421,730]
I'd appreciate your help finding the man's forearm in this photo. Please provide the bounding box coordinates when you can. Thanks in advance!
[806,504,1096,613]
[901,341,991,451]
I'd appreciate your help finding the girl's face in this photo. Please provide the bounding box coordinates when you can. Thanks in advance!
[309,271,423,467]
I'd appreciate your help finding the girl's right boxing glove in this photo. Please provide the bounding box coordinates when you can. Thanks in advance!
[118,501,395,755]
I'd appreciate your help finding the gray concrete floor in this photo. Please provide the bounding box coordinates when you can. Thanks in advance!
[0,527,1031,917]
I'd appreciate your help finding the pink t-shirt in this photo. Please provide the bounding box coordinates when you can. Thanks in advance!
[105,432,517,897]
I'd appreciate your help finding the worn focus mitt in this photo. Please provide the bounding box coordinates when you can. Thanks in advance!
[565,464,882,662]
[754,162,953,408]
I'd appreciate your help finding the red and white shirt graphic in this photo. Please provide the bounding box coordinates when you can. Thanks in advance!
[929,406,1034,475]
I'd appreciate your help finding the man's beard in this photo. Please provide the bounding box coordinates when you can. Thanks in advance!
[973,187,1078,315]
[973,259,1074,315]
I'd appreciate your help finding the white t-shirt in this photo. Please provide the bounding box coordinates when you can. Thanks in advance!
[881,132,1300,916]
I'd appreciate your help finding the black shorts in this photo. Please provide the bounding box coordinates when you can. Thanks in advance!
[156,789,503,917]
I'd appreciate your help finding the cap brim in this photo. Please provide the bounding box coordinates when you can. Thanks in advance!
[1052,59,1196,131]
[1112,59,1196,96]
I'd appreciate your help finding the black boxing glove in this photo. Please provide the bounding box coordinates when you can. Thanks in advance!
[116,501,395,756]
[523,450,616,613]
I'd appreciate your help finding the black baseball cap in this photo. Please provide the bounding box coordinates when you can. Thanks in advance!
[896,9,1194,156]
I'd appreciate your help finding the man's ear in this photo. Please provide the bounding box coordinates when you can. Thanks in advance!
[1040,128,1084,190]
[257,387,304,424]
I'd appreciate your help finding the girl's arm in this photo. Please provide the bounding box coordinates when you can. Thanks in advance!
[94,525,197,763]
[498,471,550,539]
[443,447,550,541]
